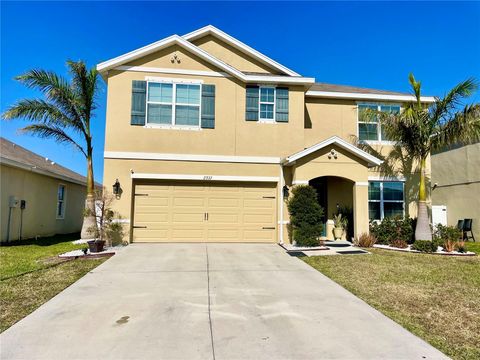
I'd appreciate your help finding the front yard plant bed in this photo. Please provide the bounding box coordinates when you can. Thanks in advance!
[303,248,480,359]
[374,243,476,256]
[0,234,107,332]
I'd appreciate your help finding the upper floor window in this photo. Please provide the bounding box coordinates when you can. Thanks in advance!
[259,87,275,120]
[358,104,400,142]
[368,181,404,221]
[56,184,66,219]
[147,81,201,127]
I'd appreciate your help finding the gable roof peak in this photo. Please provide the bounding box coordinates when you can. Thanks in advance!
[182,25,301,77]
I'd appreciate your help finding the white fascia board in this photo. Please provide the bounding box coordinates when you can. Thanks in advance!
[245,75,315,85]
[114,65,314,85]
[131,173,279,183]
[282,136,383,167]
[104,151,281,164]
[115,65,230,78]
[306,90,436,103]
[182,25,301,77]
[97,35,245,80]
[0,157,87,186]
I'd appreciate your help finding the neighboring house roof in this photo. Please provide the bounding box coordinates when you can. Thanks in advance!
[282,136,383,167]
[0,137,95,187]
[96,25,434,101]
[306,82,435,103]
[182,25,301,77]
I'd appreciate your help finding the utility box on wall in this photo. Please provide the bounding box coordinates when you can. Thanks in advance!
[9,196,20,208]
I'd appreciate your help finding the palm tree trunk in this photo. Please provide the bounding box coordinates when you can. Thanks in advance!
[80,153,97,239]
[414,157,432,241]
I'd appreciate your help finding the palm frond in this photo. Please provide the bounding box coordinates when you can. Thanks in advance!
[15,69,86,134]
[432,104,480,151]
[431,78,479,125]
[67,60,99,128]
[2,99,76,128]
[19,124,87,157]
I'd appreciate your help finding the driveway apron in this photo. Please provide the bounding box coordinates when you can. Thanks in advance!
[0,243,447,360]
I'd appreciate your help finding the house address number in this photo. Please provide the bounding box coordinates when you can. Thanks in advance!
[203,175,213,180]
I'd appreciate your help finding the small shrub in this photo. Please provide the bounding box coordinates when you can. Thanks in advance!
[287,185,324,247]
[370,217,414,246]
[390,239,408,249]
[433,224,462,252]
[411,240,437,253]
[354,233,376,248]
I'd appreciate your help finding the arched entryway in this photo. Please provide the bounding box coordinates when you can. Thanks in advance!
[309,176,355,241]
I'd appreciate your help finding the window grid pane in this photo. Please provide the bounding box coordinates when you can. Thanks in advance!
[383,182,404,201]
[176,84,200,105]
[175,105,200,126]
[148,104,172,124]
[368,182,381,200]
[369,202,381,221]
[260,88,274,103]
[148,83,172,103]
[359,123,378,141]
[384,202,404,219]
[260,103,274,119]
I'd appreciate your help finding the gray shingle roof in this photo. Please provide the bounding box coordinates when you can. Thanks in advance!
[309,82,410,96]
[0,137,90,186]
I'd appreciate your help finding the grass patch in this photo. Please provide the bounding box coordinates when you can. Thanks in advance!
[465,241,480,254]
[0,234,106,332]
[0,233,88,280]
[303,248,480,360]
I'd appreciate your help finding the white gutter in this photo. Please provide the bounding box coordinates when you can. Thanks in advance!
[306,90,436,103]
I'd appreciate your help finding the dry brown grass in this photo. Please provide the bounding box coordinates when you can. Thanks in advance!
[303,248,480,360]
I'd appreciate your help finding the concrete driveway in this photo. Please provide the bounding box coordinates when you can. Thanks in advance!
[1,244,446,360]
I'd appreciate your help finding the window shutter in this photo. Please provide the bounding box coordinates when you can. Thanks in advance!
[275,87,289,122]
[201,84,215,129]
[131,80,146,125]
[245,86,259,121]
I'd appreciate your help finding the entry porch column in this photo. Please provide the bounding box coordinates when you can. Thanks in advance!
[353,182,369,238]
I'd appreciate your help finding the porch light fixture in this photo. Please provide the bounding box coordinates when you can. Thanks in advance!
[283,185,290,199]
[112,179,121,195]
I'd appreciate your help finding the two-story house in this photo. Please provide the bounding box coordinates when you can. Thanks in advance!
[98,25,435,244]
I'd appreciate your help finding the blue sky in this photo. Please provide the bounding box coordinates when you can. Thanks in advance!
[2,1,479,183]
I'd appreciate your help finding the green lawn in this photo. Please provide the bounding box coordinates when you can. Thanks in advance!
[303,245,480,360]
[0,234,107,332]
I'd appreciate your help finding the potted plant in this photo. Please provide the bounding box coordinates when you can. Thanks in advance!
[332,213,347,241]
[86,190,123,253]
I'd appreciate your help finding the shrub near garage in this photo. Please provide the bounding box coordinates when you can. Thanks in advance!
[287,185,324,247]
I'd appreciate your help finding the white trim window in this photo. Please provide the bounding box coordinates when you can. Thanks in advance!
[259,86,275,121]
[56,184,66,219]
[358,103,400,142]
[368,181,404,221]
[146,81,201,127]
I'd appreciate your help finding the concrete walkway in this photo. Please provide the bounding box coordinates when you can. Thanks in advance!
[0,244,447,360]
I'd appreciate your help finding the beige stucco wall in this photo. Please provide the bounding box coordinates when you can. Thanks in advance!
[431,143,479,239]
[105,44,305,158]
[103,36,432,243]
[192,35,281,74]
[1,164,86,242]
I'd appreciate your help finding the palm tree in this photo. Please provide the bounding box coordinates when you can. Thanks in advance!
[2,60,99,239]
[378,74,480,240]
